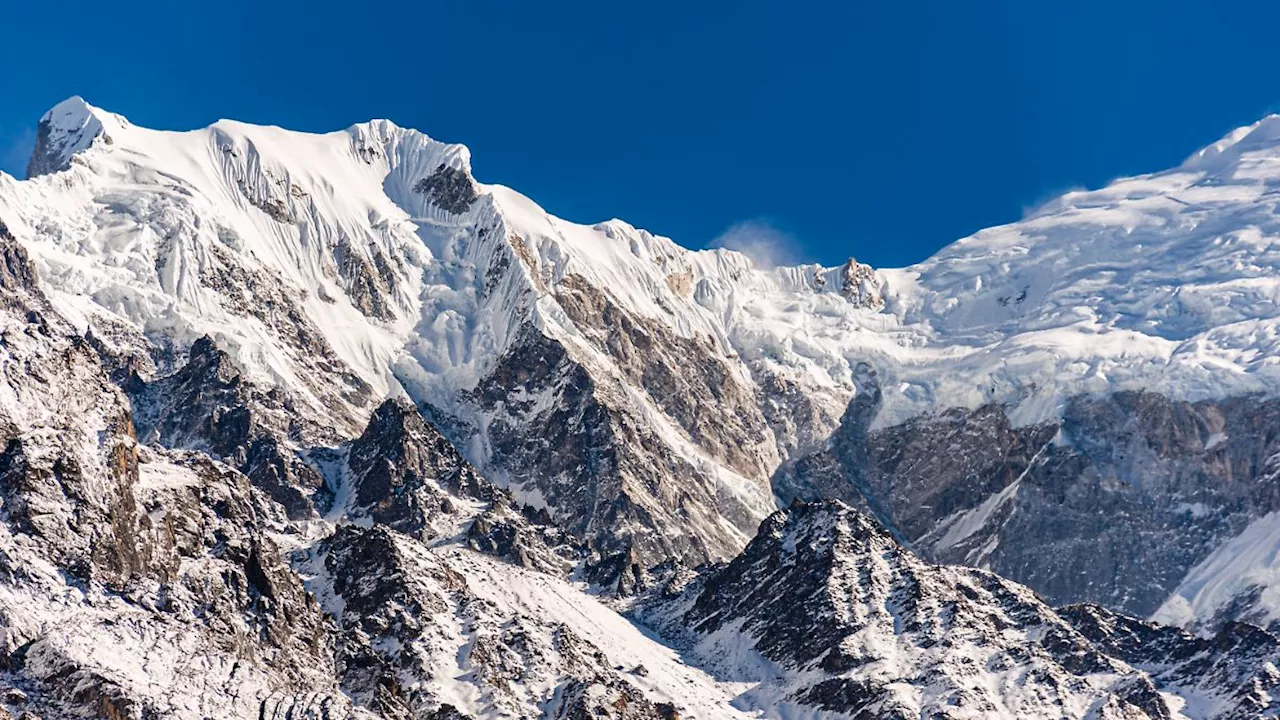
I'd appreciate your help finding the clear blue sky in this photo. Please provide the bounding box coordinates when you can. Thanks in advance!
[3,1,1279,268]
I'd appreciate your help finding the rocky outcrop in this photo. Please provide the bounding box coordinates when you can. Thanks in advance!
[345,397,581,574]
[1062,603,1280,719]
[554,274,778,481]
[315,525,669,719]
[837,257,883,309]
[130,336,329,519]
[0,221,41,307]
[346,398,495,535]
[780,389,1280,619]
[643,500,1264,719]
[413,164,479,214]
[3,448,350,720]
[331,236,400,321]
[472,327,763,572]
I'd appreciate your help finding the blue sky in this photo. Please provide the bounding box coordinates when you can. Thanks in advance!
[3,1,1280,268]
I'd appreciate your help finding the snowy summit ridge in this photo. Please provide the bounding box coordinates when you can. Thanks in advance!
[26,96,127,177]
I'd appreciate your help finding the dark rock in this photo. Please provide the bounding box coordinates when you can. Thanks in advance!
[1061,603,1280,719]
[332,236,398,321]
[780,388,1280,619]
[646,500,1174,719]
[412,164,478,214]
[347,397,495,536]
[130,336,328,519]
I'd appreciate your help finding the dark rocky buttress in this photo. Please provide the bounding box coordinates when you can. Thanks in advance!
[780,387,1280,619]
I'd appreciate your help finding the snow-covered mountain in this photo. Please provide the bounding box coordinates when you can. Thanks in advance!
[4,96,1280,717]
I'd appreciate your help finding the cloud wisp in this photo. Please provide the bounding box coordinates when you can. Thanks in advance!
[708,219,810,269]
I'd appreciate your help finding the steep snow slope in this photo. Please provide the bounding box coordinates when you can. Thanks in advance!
[876,115,1280,427]
[1153,509,1280,635]
[13,99,1280,444]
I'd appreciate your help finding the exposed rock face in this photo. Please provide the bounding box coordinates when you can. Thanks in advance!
[472,327,763,571]
[643,500,1261,719]
[345,397,488,532]
[313,526,673,719]
[316,525,465,719]
[3,448,353,720]
[413,164,479,214]
[347,397,496,537]
[344,397,580,575]
[780,389,1280,620]
[1062,603,1280,719]
[837,257,884,309]
[129,336,329,519]
[553,273,778,482]
[331,236,400,321]
[0,221,41,306]
[25,98,115,178]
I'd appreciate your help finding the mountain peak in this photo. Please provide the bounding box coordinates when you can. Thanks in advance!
[26,96,128,178]
[1181,113,1280,172]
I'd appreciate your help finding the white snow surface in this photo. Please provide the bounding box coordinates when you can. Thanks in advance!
[1153,510,1280,633]
[435,546,758,719]
[7,98,1280,446]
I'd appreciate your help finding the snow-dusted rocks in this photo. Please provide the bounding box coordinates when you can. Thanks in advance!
[129,335,333,518]
[641,500,1186,719]
[779,387,1280,624]
[310,526,680,719]
[1063,603,1280,719]
[0,226,351,718]
[343,397,581,576]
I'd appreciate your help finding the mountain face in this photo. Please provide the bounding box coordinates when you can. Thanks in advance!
[640,501,1280,719]
[3,96,1280,717]
[776,389,1280,619]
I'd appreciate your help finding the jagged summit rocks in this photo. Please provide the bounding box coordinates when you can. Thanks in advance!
[346,396,496,535]
[25,96,124,178]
